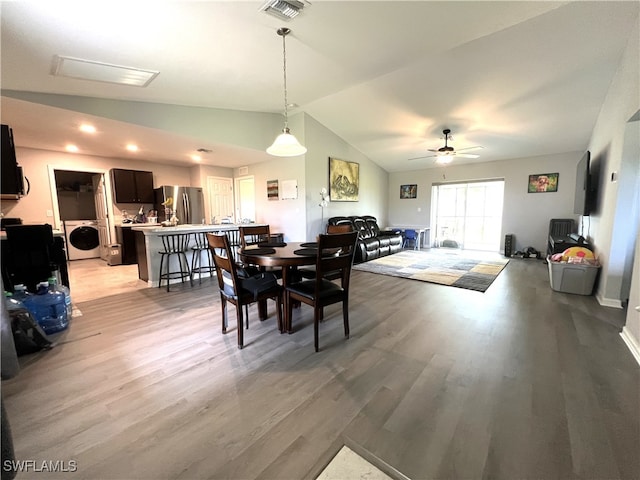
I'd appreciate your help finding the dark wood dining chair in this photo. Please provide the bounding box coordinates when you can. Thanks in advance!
[285,231,358,352]
[239,224,271,248]
[239,224,282,279]
[206,233,283,349]
[299,222,355,280]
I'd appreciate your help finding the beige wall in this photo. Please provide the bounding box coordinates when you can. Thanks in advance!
[388,151,581,254]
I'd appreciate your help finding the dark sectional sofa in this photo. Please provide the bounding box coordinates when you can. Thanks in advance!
[327,215,403,263]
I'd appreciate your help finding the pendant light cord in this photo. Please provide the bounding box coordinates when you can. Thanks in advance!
[279,27,290,131]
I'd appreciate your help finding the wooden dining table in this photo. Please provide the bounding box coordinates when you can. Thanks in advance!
[238,241,318,333]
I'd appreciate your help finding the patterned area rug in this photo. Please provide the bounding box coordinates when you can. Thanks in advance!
[353,249,509,292]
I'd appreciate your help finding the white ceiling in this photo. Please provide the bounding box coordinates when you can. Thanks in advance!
[1,1,638,172]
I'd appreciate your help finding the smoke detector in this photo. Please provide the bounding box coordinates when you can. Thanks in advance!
[259,0,309,21]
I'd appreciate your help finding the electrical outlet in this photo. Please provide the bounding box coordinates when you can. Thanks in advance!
[46,210,53,217]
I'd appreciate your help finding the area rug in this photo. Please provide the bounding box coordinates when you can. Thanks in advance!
[352,249,509,292]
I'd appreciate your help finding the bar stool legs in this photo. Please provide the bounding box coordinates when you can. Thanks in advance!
[190,232,215,284]
[158,233,192,291]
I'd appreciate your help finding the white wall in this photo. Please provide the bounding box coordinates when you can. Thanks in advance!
[388,152,581,254]
[586,14,640,309]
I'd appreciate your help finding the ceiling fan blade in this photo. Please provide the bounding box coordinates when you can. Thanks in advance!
[427,149,439,152]
[454,153,480,158]
[455,146,484,152]
[408,154,437,161]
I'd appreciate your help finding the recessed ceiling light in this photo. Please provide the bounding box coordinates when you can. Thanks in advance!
[65,144,79,153]
[79,124,96,134]
[126,144,139,152]
[52,55,159,87]
[191,154,202,162]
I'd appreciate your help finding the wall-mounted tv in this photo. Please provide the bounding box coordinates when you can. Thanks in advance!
[573,150,591,216]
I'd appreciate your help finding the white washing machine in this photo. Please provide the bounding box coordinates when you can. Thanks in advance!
[64,220,101,260]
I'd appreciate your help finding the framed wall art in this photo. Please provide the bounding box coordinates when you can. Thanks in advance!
[267,180,279,200]
[329,157,359,201]
[400,184,417,199]
[528,173,559,193]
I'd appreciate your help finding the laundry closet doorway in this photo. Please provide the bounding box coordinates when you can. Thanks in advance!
[431,179,505,252]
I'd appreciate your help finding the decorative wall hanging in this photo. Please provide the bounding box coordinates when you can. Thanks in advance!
[280,179,298,199]
[400,184,417,199]
[267,179,279,200]
[528,173,559,193]
[329,157,359,201]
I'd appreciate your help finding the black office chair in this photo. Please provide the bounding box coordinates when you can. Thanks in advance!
[4,224,57,292]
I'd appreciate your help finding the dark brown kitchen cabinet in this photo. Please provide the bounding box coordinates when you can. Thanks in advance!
[111,169,154,203]
[115,226,137,264]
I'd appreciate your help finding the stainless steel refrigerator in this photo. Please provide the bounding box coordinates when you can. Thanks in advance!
[154,186,205,225]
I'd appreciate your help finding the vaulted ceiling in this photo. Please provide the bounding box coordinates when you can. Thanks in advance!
[1,1,638,172]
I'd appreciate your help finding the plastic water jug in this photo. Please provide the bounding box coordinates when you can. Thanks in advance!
[23,282,68,334]
[12,284,32,303]
[48,277,72,320]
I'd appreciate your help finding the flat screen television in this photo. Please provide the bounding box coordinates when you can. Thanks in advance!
[573,150,591,216]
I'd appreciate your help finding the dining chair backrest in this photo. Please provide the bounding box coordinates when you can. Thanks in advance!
[239,225,271,249]
[207,233,240,298]
[326,224,353,234]
[314,231,359,287]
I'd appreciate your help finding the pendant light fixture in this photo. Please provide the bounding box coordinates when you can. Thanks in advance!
[267,27,307,157]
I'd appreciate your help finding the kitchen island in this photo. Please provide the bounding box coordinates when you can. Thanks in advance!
[131,224,266,285]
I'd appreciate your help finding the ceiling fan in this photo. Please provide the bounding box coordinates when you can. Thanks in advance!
[409,129,483,164]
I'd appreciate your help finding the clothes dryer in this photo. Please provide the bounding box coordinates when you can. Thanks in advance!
[64,220,101,260]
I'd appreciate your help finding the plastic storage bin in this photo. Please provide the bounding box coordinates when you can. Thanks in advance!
[548,258,600,295]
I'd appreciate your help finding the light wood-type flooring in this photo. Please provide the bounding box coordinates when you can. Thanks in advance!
[3,255,639,479]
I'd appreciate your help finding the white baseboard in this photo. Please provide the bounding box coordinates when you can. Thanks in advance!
[620,327,640,366]
[596,292,623,309]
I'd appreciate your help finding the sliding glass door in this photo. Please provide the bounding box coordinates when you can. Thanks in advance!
[432,179,504,251]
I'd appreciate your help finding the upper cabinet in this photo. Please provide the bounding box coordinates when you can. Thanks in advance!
[111,169,154,203]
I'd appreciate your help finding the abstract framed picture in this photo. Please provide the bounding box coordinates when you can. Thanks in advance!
[267,179,279,200]
[528,173,559,193]
[329,157,359,201]
[400,184,417,199]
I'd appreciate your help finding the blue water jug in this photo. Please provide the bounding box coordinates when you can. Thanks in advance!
[48,277,72,320]
[23,282,68,334]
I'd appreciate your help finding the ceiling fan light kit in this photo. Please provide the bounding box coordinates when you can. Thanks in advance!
[408,128,482,163]
[267,27,307,157]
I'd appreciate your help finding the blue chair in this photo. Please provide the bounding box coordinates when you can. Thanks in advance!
[403,229,418,249]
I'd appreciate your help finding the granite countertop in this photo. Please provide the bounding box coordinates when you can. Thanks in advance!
[131,224,263,235]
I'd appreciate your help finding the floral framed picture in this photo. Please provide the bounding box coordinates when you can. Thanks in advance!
[400,184,417,199]
[528,173,559,193]
[329,157,359,201]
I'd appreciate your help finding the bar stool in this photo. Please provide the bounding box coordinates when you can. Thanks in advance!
[158,233,192,291]
[190,231,215,284]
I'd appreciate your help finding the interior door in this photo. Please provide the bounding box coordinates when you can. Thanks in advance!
[207,176,234,223]
[93,174,111,260]
[235,176,255,222]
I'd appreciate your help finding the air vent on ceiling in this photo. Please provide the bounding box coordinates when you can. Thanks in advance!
[259,0,308,21]
[51,55,159,87]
